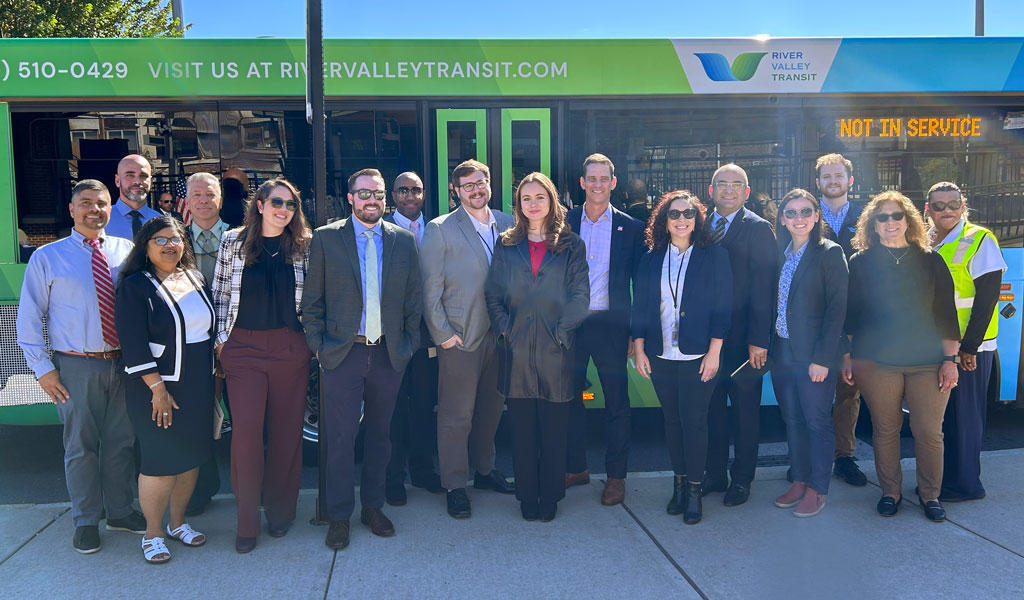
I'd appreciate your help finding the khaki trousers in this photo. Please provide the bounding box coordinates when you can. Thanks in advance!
[853,359,950,501]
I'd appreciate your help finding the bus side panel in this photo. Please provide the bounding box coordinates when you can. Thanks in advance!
[999,248,1023,403]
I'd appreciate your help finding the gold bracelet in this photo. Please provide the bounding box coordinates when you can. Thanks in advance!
[148,380,164,389]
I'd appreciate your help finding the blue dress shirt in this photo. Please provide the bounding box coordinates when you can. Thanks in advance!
[105,200,162,241]
[775,240,808,339]
[352,219,384,336]
[820,201,850,238]
[16,229,134,378]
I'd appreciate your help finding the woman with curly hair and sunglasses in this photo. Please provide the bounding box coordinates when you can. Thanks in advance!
[631,190,732,525]
[212,178,313,552]
[845,191,959,522]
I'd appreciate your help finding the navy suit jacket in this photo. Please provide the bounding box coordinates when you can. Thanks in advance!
[709,207,778,351]
[631,244,732,357]
[771,238,849,368]
[824,200,864,258]
[384,211,433,350]
[566,204,644,322]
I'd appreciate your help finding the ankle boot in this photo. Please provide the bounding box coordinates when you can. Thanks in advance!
[683,482,703,524]
[666,475,686,515]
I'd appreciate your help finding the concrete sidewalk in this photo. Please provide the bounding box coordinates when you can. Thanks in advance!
[1,451,1022,600]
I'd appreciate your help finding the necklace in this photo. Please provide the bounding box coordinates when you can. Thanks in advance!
[884,245,911,264]
[263,246,280,258]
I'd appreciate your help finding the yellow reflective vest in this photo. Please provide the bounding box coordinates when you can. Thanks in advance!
[936,222,999,341]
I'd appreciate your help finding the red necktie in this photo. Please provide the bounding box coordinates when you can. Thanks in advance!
[86,237,120,348]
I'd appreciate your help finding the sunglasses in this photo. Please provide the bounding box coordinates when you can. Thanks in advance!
[396,186,423,196]
[353,189,386,201]
[929,199,963,212]
[783,207,816,219]
[875,211,906,223]
[667,208,697,220]
[150,236,183,247]
[267,197,299,212]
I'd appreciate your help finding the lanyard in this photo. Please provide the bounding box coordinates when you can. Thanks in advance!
[477,225,497,260]
[668,246,688,310]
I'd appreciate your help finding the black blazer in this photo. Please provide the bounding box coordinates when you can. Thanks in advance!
[115,270,216,382]
[824,201,863,258]
[566,204,644,321]
[708,207,778,350]
[384,212,434,350]
[301,218,422,372]
[484,234,591,402]
[771,238,849,368]
[631,244,732,357]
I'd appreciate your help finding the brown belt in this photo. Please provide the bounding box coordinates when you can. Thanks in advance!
[353,335,384,346]
[58,350,122,360]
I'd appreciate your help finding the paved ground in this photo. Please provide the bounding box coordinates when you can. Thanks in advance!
[1,449,1022,599]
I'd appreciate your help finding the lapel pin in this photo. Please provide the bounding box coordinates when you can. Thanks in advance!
[617,226,623,231]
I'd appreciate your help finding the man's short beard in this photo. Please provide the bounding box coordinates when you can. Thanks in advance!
[122,188,148,205]
[356,208,382,224]
[821,186,847,200]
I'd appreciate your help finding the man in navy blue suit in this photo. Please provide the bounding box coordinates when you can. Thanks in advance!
[703,163,778,506]
[564,153,645,506]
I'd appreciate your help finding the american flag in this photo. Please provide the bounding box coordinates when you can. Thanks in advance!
[174,178,193,226]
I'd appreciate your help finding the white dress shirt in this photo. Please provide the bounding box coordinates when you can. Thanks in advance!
[580,203,612,311]
[658,245,704,361]
[468,209,498,263]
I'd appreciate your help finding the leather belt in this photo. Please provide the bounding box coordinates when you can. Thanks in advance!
[353,335,384,346]
[58,350,122,360]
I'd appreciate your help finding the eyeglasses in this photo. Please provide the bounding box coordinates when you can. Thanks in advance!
[667,208,697,220]
[783,207,816,219]
[875,212,906,223]
[150,236,183,247]
[929,198,963,212]
[396,186,423,196]
[713,181,746,192]
[267,197,299,212]
[458,180,489,193]
[353,189,386,201]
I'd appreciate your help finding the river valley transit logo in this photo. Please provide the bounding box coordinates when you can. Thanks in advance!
[693,52,767,81]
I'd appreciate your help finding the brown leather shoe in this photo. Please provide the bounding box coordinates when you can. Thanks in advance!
[565,470,591,489]
[360,508,395,538]
[325,520,350,550]
[235,535,257,554]
[601,478,626,505]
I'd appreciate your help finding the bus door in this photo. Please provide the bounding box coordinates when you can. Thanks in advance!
[434,108,551,217]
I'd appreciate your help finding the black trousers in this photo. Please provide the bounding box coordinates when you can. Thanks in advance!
[706,343,764,485]
[386,346,439,486]
[941,350,993,500]
[650,356,717,481]
[322,341,403,521]
[566,312,631,478]
[508,398,570,505]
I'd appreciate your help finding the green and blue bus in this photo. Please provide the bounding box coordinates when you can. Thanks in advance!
[1,37,1022,440]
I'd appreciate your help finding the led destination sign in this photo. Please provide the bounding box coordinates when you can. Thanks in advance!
[839,117,982,138]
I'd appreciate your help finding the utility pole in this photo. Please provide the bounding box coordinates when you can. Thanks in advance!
[306,0,329,526]
[171,0,184,35]
[975,0,984,36]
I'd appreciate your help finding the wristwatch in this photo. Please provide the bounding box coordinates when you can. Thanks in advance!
[942,355,961,364]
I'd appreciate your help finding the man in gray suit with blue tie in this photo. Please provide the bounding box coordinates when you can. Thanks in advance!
[420,159,516,519]
[303,168,422,550]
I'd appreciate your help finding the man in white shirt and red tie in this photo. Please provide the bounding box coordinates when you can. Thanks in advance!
[17,179,146,554]
[383,172,444,504]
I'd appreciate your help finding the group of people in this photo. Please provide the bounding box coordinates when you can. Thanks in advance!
[16,149,1004,563]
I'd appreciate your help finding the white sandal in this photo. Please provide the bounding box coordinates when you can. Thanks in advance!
[166,522,206,547]
[142,536,170,564]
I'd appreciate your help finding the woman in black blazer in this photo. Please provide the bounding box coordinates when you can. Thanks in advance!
[769,189,849,518]
[115,216,216,563]
[484,172,590,522]
[632,190,732,525]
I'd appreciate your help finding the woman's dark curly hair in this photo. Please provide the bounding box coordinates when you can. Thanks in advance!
[644,190,709,251]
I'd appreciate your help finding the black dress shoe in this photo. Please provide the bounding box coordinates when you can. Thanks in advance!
[235,535,258,554]
[360,507,396,537]
[700,475,728,497]
[386,481,408,507]
[446,488,472,519]
[325,521,349,550]
[683,482,703,525]
[521,501,540,521]
[723,483,750,507]
[539,502,557,522]
[834,456,868,486]
[877,495,902,517]
[473,469,515,494]
[666,475,686,515]
[917,495,946,522]
[267,521,291,538]
[73,525,101,554]
[410,472,444,494]
[105,510,147,534]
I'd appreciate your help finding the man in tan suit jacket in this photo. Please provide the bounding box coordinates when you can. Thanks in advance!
[420,160,516,519]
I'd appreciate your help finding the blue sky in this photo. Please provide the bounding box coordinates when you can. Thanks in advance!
[182,0,1019,38]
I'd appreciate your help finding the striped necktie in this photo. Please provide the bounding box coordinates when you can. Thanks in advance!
[85,237,119,348]
[710,215,727,244]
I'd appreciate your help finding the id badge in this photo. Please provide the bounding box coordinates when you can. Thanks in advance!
[671,323,678,345]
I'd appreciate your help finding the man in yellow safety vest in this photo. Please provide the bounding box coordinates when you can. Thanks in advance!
[926,181,1006,502]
